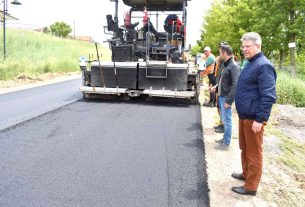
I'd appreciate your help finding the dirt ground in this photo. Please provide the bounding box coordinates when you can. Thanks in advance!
[1,72,305,206]
[200,85,305,207]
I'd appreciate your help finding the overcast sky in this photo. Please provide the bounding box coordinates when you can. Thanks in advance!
[6,0,212,46]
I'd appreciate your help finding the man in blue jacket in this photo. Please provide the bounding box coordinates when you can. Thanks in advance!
[232,32,277,196]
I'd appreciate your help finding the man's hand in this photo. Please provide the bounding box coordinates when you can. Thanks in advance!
[252,121,263,133]
[209,84,217,93]
[224,102,231,109]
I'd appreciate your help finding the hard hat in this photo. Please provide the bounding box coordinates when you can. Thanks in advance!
[203,46,211,52]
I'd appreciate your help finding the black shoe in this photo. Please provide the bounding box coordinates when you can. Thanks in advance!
[214,138,224,143]
[231,186,256,196]
[202,101,214,107]
[231,172,246,181]
[215,127,224,133]
[214,143,230,151]
[213,125,224,130]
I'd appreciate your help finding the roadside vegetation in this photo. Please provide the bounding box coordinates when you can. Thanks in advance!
[195,0,305,108]
[277,71,305,107]
[0,29,111,80]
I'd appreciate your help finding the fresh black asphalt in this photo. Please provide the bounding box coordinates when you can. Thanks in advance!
[0,82,209,206]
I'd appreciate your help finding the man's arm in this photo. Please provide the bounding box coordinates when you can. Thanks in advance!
[256,64,277,123]
[225,63,240,105]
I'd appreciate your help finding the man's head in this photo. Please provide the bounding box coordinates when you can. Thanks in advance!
[219,44,233,61]
[203,46,211,56]
[218,41,228,61]
[240,32,262,59]
[218,41,228,48]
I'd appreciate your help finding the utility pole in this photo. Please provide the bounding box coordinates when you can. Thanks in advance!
[2,0,21,60]
[3,0,8,59]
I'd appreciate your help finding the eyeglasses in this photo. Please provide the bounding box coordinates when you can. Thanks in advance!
[240,44,256,50]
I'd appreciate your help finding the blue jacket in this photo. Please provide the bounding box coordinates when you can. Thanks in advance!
[235,52,277,123]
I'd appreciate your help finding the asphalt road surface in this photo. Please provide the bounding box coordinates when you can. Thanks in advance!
[0,78,82,130]
[0,80,209,207]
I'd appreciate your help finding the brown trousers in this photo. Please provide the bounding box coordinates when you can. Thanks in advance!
[239,119,265,191]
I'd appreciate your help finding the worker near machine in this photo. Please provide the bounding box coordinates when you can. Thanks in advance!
[202,46,216,107]
[164,14,183,34]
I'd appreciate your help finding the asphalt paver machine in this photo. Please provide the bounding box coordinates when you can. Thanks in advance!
[79,0,199,102]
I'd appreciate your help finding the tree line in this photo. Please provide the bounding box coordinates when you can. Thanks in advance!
[195,0,305,77]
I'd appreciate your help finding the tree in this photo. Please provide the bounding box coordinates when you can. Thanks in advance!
[190,44,202,56]
[200,0,254,56]
[50,21,72,38]
[251,0,305,76]
[200,0,305,76]
[42,26,50,34]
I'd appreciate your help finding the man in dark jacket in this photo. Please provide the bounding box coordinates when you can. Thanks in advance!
[211,44,240,150]
[232,32,277,196]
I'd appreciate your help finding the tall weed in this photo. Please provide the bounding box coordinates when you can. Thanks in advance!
[296,53,305,80]
[276,71,305,107]
[0,29,111,80]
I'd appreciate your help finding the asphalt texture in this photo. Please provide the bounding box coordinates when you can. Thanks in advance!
[0,88,209,207]
[0,78,82,130]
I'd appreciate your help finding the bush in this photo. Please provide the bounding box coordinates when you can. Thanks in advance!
[50,21,72,38]
[276,71,305,107]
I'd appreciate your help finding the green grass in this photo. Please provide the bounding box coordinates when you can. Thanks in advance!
[0,29,111,80]
[276,71,305,107]
[267,109,305,173]
[279,136,305,173]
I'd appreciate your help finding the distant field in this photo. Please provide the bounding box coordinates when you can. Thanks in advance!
[0,29,111,80]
